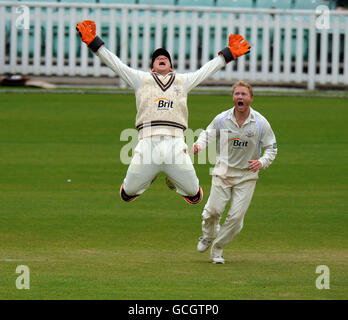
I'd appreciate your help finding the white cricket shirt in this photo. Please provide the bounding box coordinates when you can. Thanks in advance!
[195,107,277,172]
[96,46,226,139]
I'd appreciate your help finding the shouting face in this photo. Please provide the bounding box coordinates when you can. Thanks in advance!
[233,85,253,114]
[151,55,172,75]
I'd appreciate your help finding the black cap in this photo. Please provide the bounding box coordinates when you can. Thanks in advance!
[151,48,172,68]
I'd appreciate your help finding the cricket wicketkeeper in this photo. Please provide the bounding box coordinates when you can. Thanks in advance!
[76,20,251,205]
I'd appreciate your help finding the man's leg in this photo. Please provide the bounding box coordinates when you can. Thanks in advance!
[121,164,161,201]
[162,137,202,204]
[121,138,160,202]
[163,162,203,204]
[210,178,257,259]
[198,175,231,251]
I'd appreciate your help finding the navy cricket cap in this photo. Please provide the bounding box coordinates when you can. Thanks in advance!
[151,48,172,68]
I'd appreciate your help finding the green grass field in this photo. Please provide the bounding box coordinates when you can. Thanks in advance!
[0,92,347,300]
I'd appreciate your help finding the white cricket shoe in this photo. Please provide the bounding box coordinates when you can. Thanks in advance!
[197,236,212,253]
[212,256,225,264]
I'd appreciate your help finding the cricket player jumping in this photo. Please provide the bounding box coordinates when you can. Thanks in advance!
[193,81,277,263]
[76,20,251,205]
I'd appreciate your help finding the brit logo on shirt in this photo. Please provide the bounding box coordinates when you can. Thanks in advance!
[154,98,174,110]
[229,138,249,148]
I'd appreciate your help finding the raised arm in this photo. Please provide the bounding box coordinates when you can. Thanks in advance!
[76,20,144,90]
[184,34,251,92]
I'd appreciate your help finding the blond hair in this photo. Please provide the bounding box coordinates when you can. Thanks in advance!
[232,81,254,97]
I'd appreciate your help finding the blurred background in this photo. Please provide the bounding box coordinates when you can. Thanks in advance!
[0,0,347,90]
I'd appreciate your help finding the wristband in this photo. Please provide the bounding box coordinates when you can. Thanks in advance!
[88,36,105,53]
[218,47,235,63]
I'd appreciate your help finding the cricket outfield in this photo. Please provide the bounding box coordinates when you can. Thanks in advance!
[0,91,347,299]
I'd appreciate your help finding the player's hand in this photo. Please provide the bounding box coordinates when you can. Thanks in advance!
[192,144,204,155]
[228,34,251,59]
[76,20,96,45]
[248,160,262,172]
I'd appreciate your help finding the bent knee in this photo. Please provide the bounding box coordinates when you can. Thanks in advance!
[120,185,139,202]
[202,206,223,219]
[184,184,200,197]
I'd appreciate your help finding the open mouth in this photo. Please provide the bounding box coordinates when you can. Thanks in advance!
[237,101,244,106]
[159,62,165,66]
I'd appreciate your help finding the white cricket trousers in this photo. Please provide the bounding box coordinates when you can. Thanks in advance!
[123,135,199,197]
[201,169,258,259]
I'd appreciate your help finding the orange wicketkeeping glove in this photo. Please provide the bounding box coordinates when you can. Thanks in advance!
[76,20,96,45]
[218,34,251,63]
[76,20,104,53]
[228,34,251,59]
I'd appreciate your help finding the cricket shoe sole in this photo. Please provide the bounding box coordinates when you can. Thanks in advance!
[120,184,139,202]
[183,187,203,205]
